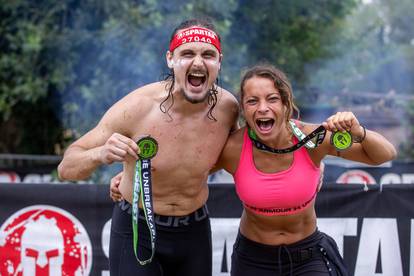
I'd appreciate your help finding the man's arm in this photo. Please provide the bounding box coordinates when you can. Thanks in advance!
[58,96,139,180]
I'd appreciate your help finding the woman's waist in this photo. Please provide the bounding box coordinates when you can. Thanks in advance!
[240,207,317,246]
[233,228,324,264]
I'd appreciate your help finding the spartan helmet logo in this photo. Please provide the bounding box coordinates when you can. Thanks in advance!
[336,169,377,184]
[143,142,151,155]
[0,205,92,276]
[21,215,63,275]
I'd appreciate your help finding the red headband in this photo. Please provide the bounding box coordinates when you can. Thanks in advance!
[169,27,221,53]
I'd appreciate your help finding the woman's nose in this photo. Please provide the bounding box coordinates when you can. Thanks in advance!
[257,101,269,113]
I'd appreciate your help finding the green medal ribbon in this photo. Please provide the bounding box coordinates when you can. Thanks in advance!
[289,120,321,149]
[132,136,158,265]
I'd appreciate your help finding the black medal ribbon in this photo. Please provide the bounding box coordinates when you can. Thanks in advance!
[248,125,326,154]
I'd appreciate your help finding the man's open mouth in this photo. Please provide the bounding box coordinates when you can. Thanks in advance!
[187,72,206,88]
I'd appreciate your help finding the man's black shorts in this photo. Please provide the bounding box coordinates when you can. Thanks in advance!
[109,200,212,276]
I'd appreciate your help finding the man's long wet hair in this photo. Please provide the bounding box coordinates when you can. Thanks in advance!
[160,18,222,121]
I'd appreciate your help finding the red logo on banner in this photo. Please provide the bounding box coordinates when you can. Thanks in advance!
[0,205,92,276]
[0,171,21,183]
[336,169,377,184]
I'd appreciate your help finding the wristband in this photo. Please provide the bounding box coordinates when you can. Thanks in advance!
[352,125,366,143]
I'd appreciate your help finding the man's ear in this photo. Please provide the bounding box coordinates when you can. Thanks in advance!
[168,60,174,68]
[218,54,223,70]
[166,51,174,69]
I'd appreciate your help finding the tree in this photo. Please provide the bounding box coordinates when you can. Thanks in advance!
[0,0,237,154]
[225,0,357,92]
[305,0,414,159]
[4,0,380,159]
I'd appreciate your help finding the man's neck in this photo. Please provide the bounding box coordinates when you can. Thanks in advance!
[170,89,211,115]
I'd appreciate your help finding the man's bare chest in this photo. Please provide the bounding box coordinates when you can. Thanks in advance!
[130,116,229,170]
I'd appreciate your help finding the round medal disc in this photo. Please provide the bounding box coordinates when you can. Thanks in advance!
[331,131,352,151]
[137,136,158,159]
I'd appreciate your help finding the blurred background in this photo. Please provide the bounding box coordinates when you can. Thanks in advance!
[1,0,413,183]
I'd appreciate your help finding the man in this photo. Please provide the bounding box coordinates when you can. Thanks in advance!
[58,18,239,276]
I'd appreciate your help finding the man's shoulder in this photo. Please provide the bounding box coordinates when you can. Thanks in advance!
[218,86,236,99]
[128,81,166,98]
[115,82,166,108]
[108,81,165,117]
[222,126,245,157]
[217,87,239,108]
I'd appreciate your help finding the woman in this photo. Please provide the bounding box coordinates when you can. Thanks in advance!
[214,64,397,275]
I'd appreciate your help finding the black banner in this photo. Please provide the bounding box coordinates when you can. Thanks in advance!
[2,158,413,185]
[0,183,413,275]
[208,160,414,185]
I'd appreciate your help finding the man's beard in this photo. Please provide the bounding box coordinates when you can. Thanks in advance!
[181,88,211,104]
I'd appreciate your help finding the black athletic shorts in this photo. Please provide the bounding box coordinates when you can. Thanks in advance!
[231,229,349,276]
[109,200,212,276]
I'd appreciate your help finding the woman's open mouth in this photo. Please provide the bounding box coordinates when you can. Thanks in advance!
[255,118,275,133]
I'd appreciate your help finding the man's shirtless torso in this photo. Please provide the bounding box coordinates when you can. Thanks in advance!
[118,81,238,216]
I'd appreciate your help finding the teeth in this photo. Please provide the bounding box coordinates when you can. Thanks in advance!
[257,118,271,122]
[190,73,205,77]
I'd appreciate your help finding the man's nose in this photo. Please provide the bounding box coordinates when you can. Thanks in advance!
[192,55,204,67]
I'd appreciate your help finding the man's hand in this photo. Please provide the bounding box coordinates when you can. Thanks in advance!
[110,171,124,202]
[100,133,139,164]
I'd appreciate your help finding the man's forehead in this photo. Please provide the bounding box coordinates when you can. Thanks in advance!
[175,42,219,54]
[176,26,217,39]
[170,25,221,54]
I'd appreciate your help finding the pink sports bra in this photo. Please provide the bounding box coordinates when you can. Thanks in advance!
[234,128,320,216]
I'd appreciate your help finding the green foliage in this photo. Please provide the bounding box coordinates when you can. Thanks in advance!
[1,0,412,160]
[0,0,239,153]
[225,0,357,92]
[0,1,70,152]
[309,1,414,95]
[398,98,414,160]
[305,0,414,158]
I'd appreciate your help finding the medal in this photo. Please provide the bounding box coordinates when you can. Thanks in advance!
[330,131,352,151]
[137,136,158,159]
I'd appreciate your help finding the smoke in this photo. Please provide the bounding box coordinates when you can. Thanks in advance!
[54,21,170,134]
[303,1,414,131]
[51,1,413,167]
